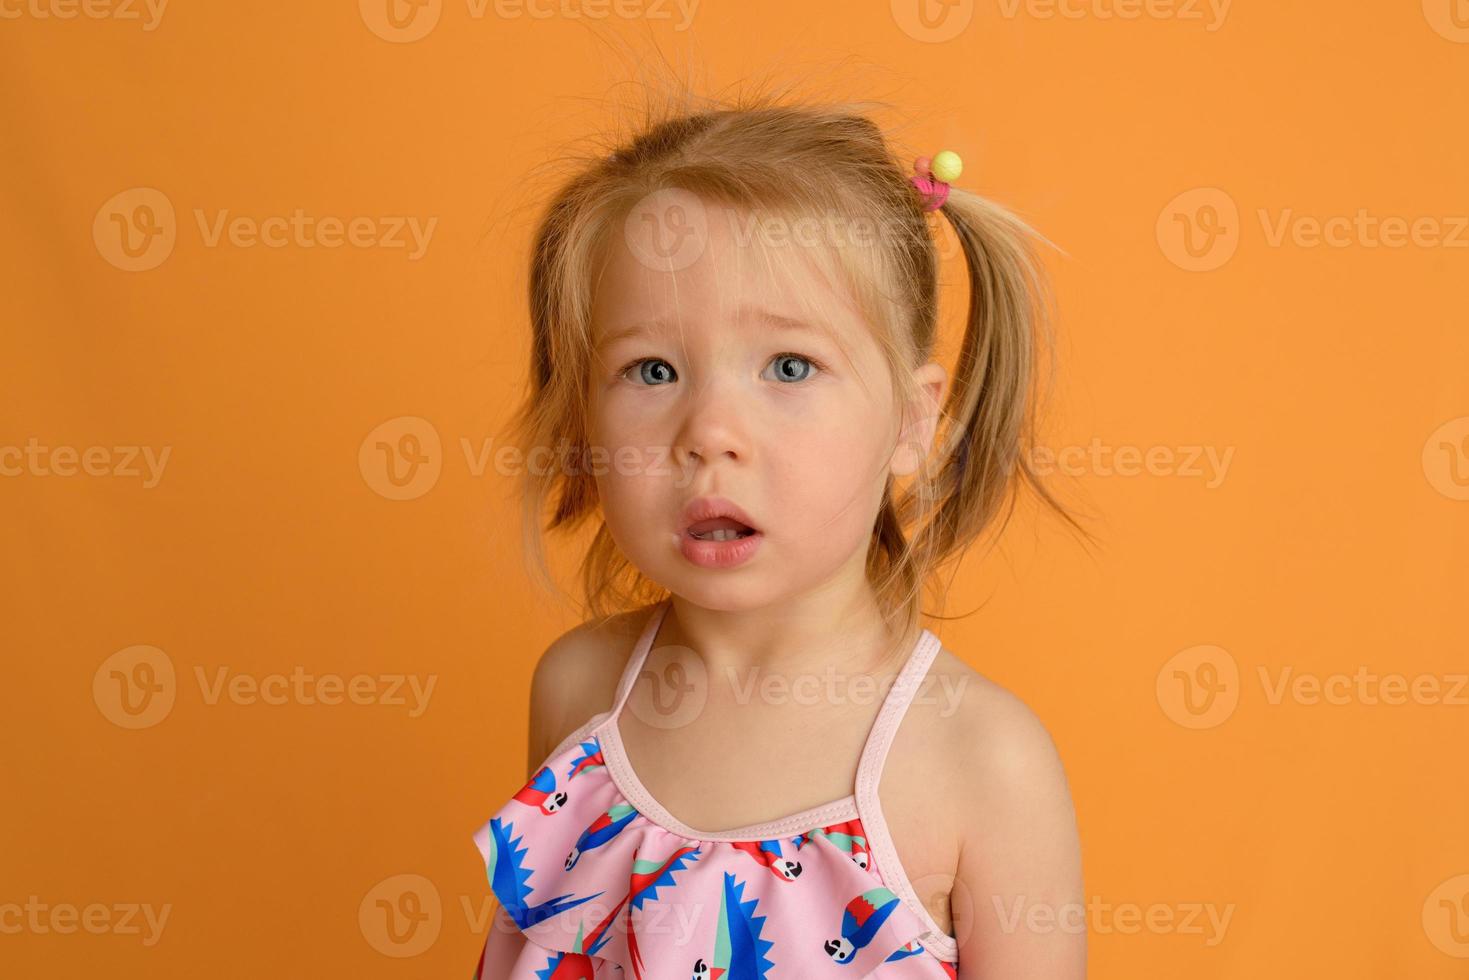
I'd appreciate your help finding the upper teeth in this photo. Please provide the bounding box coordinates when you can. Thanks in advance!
[695,529,745,541]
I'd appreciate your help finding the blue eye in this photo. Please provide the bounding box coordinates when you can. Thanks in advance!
[764,353,819,384]
[618,354,822,386]
[622,358,677,385]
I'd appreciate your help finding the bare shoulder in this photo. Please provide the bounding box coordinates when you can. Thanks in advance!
[925,646,1073,796]
[890,645,1075,850]
[526,605,655,770]
[919,645,1085,976]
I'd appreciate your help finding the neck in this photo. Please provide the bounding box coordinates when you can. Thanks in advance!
[658,582,906,682]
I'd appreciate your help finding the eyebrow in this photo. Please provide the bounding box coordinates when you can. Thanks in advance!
[595,307,835,349]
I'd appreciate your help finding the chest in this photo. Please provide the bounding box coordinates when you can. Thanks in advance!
[615,693,960,936]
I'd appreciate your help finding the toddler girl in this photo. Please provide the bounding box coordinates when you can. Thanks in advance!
[473,91,1085,979]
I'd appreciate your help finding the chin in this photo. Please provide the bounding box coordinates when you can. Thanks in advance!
[655,561,780,612]
[664,575,767,612]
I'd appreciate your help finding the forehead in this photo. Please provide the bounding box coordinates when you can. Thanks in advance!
[591,199,874,353]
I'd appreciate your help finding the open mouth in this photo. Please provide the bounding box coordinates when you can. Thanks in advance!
[685,517,758,542]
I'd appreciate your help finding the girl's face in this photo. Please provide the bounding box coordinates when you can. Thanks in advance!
[587,199,942,612]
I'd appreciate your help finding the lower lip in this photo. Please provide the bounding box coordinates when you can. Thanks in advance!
[679,529,763,569]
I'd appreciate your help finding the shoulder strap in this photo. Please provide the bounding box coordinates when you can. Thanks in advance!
[605,598,671,723]
[851,626,960,961]
[854,627,942,795]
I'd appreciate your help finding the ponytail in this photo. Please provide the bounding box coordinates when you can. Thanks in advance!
[871,187,1089,639]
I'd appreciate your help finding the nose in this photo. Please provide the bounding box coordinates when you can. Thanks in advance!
[672,376,748,470]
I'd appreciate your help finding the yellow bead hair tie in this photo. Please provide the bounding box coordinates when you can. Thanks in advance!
[910,150,964,211]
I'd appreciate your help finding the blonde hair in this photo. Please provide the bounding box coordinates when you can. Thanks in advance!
[504,86,1086,654]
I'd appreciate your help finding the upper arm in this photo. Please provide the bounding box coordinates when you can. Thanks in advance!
[524,616,634,779]
[951,686,1085,979]
[526,627,591,778]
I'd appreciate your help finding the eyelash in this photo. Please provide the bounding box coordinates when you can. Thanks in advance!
[616,352,827,385]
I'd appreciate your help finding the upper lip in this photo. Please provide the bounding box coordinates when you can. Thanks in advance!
[679,496,761,535]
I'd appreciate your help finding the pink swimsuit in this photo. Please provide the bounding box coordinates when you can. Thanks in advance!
[471,598,961,978]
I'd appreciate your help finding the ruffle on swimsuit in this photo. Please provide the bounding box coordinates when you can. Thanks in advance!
[471,599,961,979]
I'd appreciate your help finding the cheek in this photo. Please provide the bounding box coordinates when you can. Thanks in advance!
[590,399,656,469]
[589,407,669,527]
[590,384,688,457]
[766,413,892,532]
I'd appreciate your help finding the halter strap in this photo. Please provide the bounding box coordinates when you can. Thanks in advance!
[607,597,940,771]
[597,597,955,957]
[854,626,942,785]
[606,598,672,722]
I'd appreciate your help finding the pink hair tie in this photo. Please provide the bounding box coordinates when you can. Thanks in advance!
[910,150,964,212]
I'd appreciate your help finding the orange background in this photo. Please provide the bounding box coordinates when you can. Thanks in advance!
[3,1,1467,976]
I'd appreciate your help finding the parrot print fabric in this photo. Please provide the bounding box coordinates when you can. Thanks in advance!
[471,732,960,979]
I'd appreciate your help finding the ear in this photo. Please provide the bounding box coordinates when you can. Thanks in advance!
[890,361,948,478]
